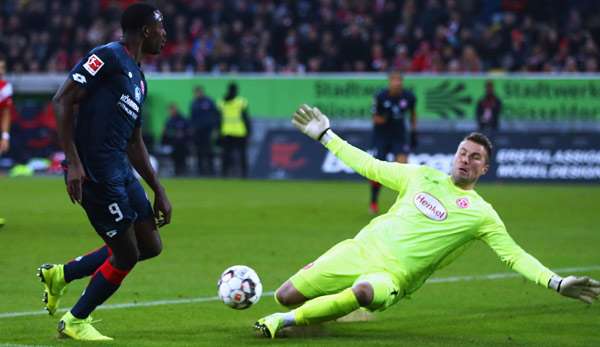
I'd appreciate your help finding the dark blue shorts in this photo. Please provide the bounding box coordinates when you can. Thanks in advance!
[79,175,153,239]
[372,133,410,160]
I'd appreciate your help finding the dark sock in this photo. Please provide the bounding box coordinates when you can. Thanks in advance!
[70,260,130,319]
[64,245,112,283]
[370,181,381,204]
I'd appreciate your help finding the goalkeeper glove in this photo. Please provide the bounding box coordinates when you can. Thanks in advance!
[292,104,333,145]
[548,275,600,304]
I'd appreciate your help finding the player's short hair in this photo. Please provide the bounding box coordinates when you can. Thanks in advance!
[388,70,403,79]
[121,3,162,34]
[464,132,493,164]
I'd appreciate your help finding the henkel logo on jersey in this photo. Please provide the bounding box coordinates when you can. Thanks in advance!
[83,54,104,76]
[414,192,448,221]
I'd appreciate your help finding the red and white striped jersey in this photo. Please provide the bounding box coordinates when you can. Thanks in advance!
[0,79,14,109]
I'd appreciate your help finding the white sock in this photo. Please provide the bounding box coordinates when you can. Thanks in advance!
[280,311,296,327]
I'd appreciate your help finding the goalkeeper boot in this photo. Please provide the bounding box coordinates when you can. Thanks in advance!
[37,263,67,316]
[58,311,113,341]
[254,313,285,339]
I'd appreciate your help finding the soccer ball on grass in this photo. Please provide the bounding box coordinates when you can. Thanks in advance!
[217,265,262,309]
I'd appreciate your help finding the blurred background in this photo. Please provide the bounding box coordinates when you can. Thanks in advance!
[1,0,600,182]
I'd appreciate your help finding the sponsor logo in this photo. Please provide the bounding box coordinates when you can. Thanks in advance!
[270,142,306,170]
[414,192,447,221]
[425,81,472,119]
[82,54,104,76]
[154,10,163,22]
[456,197,470,209]
[134,86,142,102]
[72,73,87,84]
[119,94,139,112]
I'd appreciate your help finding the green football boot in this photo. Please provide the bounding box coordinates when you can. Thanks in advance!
[254,313,285,339]
[37,263,67,315]
[58,311,113,341]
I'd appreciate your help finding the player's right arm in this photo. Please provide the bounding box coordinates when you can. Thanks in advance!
[292,104,418,191]
[53,47,115,204]
[53,78,87,204]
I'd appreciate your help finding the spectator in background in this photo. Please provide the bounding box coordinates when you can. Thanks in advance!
[190,86,219,176]
[0,57,13,229]
[0,58,12,155]
[476,80,502,137]
[162,103,191,176]
[217,82,251,178]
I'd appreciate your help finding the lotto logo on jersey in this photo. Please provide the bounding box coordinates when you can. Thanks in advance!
[83,54,104,76]
[414,192,447,221]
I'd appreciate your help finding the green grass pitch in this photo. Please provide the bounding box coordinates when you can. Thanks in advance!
[0,178,599,346]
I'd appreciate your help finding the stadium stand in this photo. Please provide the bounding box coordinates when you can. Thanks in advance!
[1,0,599,73]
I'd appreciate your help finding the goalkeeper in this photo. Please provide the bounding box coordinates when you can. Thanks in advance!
[254,105,600,338]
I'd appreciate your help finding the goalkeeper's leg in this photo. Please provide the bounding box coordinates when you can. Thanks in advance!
[294,272,402,325]
[256,271,402,338]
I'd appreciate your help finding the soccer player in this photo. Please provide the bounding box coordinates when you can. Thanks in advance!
[38,3,170,341]
[254,105,600,339]
[370,71,417,214]
[0,57,13,228]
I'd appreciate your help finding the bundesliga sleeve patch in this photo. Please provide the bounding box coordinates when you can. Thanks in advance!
[83,54,105,76]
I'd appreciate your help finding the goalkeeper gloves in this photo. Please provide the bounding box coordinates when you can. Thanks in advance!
[548,275,600,304]
[292,104,333,145]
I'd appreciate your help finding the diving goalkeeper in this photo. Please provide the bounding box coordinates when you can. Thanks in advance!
[254,105,600,338]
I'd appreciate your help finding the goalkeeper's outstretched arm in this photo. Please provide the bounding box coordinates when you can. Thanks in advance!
[292,104,417,192]
[480,210,600,304]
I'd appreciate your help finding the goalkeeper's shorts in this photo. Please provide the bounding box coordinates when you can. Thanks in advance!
[289,239,406,311]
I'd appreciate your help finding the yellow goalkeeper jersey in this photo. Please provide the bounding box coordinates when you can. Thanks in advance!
[325,133,557,295]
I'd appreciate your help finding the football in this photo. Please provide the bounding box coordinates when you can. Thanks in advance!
[217,265,263,309]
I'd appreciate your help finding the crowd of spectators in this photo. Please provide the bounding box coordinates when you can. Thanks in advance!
[1,0,599,74]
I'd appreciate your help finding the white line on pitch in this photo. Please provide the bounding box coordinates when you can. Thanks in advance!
[1,264,599,320]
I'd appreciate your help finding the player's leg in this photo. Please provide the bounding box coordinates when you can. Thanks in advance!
[38,244,112,315]
[393,126,410,164]
[255,239,369,338]
[58,225,139,341]
[271,273,402,336]
[239,136,248,178]
[57,183,140,341]
[126,176,162,261]
[221,136,232,177]
[369,138,388,214]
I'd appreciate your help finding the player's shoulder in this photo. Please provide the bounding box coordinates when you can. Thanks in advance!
[418,164,447,180]
[375,88,389,100]
[88,42,121,58]
[403,89,416,99]
[469,190,503,222]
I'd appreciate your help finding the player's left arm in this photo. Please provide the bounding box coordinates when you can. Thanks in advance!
[479,209,600,304]
[127,126,172,227]
[0,101,10,154]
